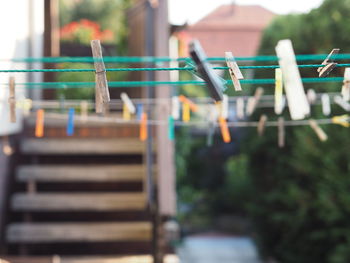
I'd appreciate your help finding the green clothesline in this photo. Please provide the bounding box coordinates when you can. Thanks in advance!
[2,77,344,89]
[6,53,350,63]
[1,63,350,73]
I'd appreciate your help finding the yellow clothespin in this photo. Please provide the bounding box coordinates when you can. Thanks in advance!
[332,114,350,127]
[121,92,136,115]
[246,87,264,116]
[274,68,283,115]
[91,40,110,113]
[317,48,340,78]
[8,77,16,123]
[225,52,244,91]
[257,115,267,136]
[342,68,350,101]
[179,95,198,112]
[278,117,285,148]
[308,119,328,141]
[123,104,131,120]
[182,102,191,122]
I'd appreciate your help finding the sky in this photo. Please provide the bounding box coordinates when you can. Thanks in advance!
[169,0,324,25]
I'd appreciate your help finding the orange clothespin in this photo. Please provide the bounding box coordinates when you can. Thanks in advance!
[35,109,45,138]
[219,117,231,143]
[8,77,16,123]
[179,95,198,112]
[140,112,148,141]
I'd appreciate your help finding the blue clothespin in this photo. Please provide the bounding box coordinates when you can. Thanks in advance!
[67,108,75,136]
[136,104,143,120]
[189,40,225,101]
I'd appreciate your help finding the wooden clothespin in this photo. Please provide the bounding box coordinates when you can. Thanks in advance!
[321,94,331,116]
[342,68,350,101]
[80,101,88,123]
[317,48,340,78]
[278,117,285,148]
[219,117,231,143]
[275,39,310,120]
[189,40,224,101]
[236,97,245,120]
[8,77,16,123]
[334,95,350,111]
[257,115,267,136]
[172,96,180,120]
[308,119,328,141]
[246,87,264,116]
[140,112,148,141]
[307,89,317,104]
[332,114,350,127]
[91,40,110,113]
[225,52,244,91]
[274,68,283,115]
[35,109,45,138]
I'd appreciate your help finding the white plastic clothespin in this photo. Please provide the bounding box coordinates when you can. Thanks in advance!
[172,96,180,120]
[307,89,317,104]
[246,87,264,116]
[121,92,136,114]
[257,115,267,137]
[275,39,310,120]
[309,119,328,142]
[91,40,110,113]
[317,48,340,78]
[342,68,350,101]
[221,94,229,119]
[225,52,244,91]
[334,95,350,111]
[8,77,16,123]
[321,94,331,116]
[236,97,245,120]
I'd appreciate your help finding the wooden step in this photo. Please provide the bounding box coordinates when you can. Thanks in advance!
[11,193,147,211]
[7,222,152,243]
[21,138,145,155]
[17,165,144,182]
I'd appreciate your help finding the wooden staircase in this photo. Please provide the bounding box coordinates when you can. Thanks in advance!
[3,114,156,256]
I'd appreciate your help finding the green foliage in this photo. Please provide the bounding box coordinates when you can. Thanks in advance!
[238,0,350,262]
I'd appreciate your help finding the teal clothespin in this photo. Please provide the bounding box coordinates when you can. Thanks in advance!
[168,116,175,140]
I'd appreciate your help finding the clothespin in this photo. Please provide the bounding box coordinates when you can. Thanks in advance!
[136,104,143,120]
[35,109,45,138]
[278,117,285,148]
[8,77,16,123]
[67,108,75,136]
[257,115,267,136]
[275,39,310,120]
[172,96,180,120]
[91,40,110,113]
[123,104,131,120]
[274,68,284,115]
[18,99,32,116]
[221,94,229,119]
[225,52,244,91]
[342,68,350,101]
[334,95,350,111]
[332,114,350,127]
[140,112,148,141]
[307,89,317,104]
[236,97,245,120]
[308,119,328,141]
[80,101,88,123]
[317,48,340,78]
[321,94,331,116]
[207,105,218,146]
[246,87,264,116]
[189,40,224,101]
[168,116,175,140]
[2,135,14,156]
[219,117,231,143]
[182,102,191,122]
[121,92,136,114]
[179,95,198,112]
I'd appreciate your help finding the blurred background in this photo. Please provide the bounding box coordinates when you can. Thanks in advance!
[1,0,350,263]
